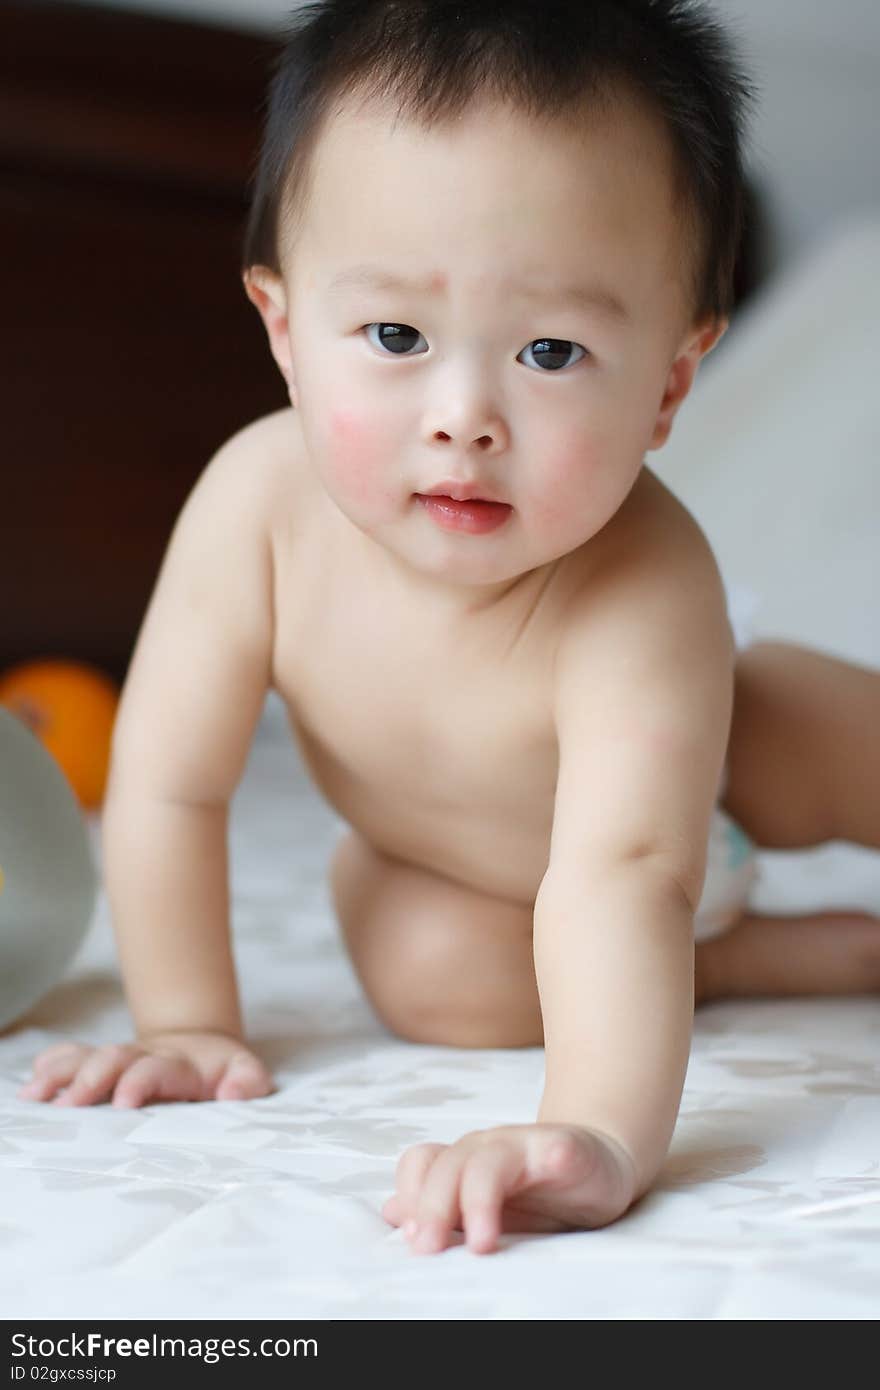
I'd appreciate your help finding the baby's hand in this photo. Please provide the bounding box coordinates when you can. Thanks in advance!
[382,1123,638,1255]
[16,1031,274,1108]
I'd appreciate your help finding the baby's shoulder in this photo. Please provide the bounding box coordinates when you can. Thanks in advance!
[207,407,304,517]
[611,467,722,586]
[560,467,731,653]
[188,407,318,578]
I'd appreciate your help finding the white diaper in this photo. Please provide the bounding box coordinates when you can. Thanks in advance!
[694,780,760,942]
[693,574,762,943]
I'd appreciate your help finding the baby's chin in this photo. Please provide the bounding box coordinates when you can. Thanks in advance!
[374,520,564,597]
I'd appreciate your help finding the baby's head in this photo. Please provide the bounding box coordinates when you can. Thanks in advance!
[243,0,756,600]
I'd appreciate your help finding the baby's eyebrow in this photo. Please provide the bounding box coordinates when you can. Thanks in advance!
[325,263,632,325]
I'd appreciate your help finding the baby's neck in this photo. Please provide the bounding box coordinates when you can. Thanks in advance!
[366,537,553,621]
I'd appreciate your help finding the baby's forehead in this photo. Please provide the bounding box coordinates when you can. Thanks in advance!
[285,92,687,309]
[306,92,675,219]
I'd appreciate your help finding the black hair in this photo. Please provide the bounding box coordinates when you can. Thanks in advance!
[242,0,758,324]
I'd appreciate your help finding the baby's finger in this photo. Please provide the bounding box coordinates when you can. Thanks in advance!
[410,1144,478,1254]
[381,1194,405,1228]
[54,1046,145,1107]
[393,1143,447,1226]
[18,1074,66,1103]
[18,1045,91,1102]
[214,1053,274,1101]
[31,1042,88,1075]
[459,1142,526,1254]
[110,1054,206,1109]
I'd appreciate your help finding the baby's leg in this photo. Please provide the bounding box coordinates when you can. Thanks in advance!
[330,830,542,1047]
[722,640,879,851]
[700,640,880,1002]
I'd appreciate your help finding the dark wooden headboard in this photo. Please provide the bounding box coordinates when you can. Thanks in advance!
[1,1,283,684]
[2,1,767,686]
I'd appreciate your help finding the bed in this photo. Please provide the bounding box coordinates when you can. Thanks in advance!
[2,215,878,1320]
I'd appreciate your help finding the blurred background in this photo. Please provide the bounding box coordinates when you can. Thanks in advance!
[1,0,878,687]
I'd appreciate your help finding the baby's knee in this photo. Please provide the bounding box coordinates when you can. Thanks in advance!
[355,921,544,1048]
[376,987,543,1048]
[329,827,544,1046]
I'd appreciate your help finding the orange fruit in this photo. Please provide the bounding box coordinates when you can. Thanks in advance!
[0,659,120,811]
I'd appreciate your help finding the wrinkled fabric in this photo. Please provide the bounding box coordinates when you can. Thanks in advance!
[2,688,878,1319]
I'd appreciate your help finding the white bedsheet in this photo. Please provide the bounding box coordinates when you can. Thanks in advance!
[3,216,879,1321]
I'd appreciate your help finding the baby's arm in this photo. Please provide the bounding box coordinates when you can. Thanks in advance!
[20,424,281,1107]
[534,547,735,1203]
[384,543,735,1252]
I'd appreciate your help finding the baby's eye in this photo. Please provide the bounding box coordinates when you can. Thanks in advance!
[364,323,428,355]
[518,339,587,372]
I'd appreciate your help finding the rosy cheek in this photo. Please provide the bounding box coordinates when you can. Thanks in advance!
[531,435,604,528]
[329,408,359,446]
[326,408,386,507]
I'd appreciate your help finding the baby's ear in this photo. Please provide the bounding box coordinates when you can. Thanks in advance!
[242,266,297,403]
[695,315,728,357]
[647,315,728,451]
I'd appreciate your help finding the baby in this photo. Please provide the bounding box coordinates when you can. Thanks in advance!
[19,0,880,1255]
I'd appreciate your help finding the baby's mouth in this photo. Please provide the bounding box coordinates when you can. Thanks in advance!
[416,479,508,506]
[416,493,507,505]
[413,493,513,534]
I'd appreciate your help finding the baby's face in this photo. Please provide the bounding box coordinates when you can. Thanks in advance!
[255,91,723,600]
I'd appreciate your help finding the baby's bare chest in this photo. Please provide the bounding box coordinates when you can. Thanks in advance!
[271,542,561,902]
